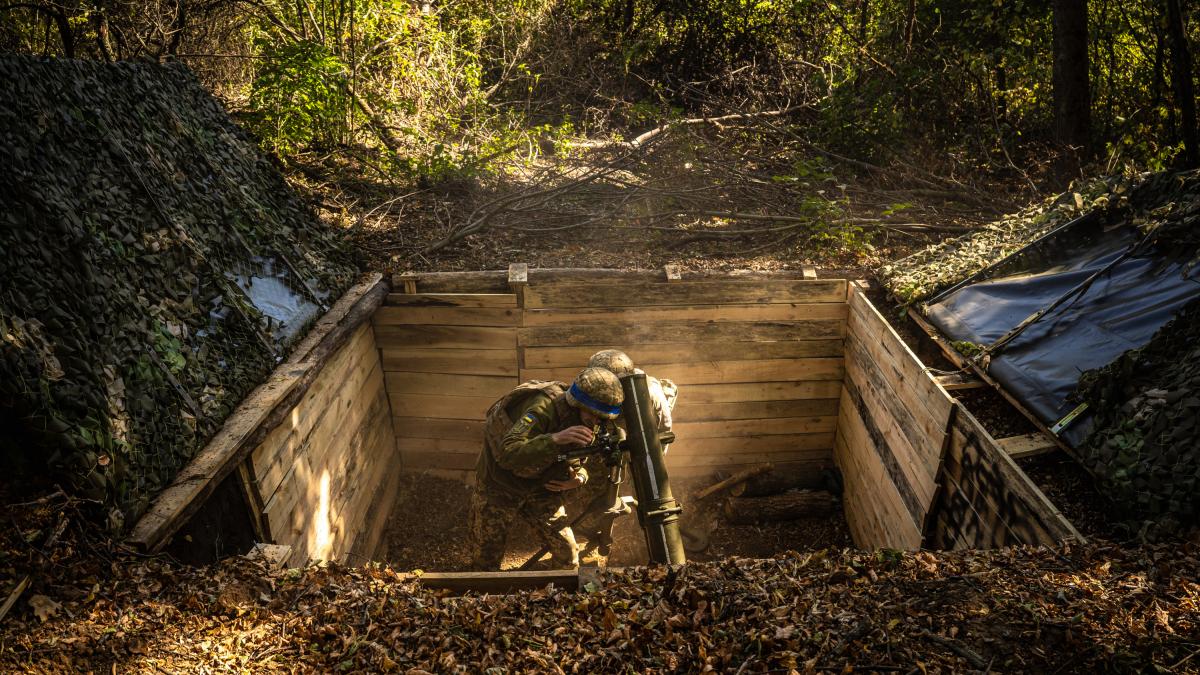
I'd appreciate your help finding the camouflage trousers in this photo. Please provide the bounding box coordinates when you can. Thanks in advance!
[565,458,628,556]
[468,485,578,571]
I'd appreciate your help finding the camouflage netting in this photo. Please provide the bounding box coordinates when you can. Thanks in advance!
[1071,171,1200,534]
[879,174,1142,304]
[0,56,357,531]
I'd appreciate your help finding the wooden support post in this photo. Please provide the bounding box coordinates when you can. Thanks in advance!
[236,460,271,542]
[508,263,529,308]
[397,273,419,294]
[723,490,838,523]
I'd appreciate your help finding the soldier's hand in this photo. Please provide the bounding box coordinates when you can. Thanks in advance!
[545,467,586,492]
[550,425,594,447]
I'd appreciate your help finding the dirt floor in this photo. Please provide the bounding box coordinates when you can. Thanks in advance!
[379,471,851,572]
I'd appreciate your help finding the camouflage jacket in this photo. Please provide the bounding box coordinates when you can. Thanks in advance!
[475,381,588,498]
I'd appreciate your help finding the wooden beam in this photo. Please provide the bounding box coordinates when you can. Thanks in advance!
[934,372,986,391]
[409,569,586,594]
[996,433,1059,459]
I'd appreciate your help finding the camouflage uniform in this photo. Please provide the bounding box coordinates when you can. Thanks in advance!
[569,373,678,556]
[469,381,590,570]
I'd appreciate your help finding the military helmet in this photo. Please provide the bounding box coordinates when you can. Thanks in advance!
[587,349,636,377]
[566,367,624,419]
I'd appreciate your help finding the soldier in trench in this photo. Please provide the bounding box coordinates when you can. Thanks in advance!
[469,367,625,570]
[570,349,677,562]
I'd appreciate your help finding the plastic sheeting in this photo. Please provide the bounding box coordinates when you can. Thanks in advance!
[924,217,1200,445]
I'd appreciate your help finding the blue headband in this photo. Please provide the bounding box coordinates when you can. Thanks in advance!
[568,382,622,417]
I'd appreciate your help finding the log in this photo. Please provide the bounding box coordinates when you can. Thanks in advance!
[723,490,838,524]
[693,463,773,501]
[730,470,824,497]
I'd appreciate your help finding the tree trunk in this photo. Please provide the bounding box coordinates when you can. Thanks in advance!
[1166,0,1198,168]
[723,490,838,524]
[1052,0,1091,151]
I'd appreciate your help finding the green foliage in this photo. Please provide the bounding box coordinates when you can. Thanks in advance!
[249,41,353,153]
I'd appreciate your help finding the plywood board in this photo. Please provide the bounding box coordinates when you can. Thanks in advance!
[390,417,486,441]
[388,393,495,420]
[673,398,839,422]
[522,341,844,368]
[672,416,837,439]
[522,303,847,326]
[373,306,520,327]
[380,348,518,376]
[384,372,516,399]
[375,325,516,350]
[524,279,848,308]
[520,358,844,386]
[519,320,843,347]
[385,293,517,308]
[683,381,843,403]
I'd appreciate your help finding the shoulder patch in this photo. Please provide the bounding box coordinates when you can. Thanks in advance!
[512,412,538,434]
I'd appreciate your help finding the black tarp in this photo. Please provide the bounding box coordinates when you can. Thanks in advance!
[924,216,1200,446]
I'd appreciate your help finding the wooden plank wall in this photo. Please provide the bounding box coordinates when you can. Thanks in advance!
[376,292,520,481]
[521,279,848,479]
[249,323,397,565]
[923,405,1082,549]
[834,283,955,549]
[379,277,848,483]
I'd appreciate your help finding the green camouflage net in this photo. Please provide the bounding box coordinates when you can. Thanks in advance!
[879,174,1142,304]
[0,56,356,530]
[1071,171,1200,533]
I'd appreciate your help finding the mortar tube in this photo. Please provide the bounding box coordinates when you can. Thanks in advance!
[620,373,686,565]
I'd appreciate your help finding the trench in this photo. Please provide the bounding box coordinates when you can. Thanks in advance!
[137,267,1080,570]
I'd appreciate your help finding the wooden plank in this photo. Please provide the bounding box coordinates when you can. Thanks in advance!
[683,381,843,403]
[673,398,839,422]
[520,320,844,347]
[670,432,834,455]
[388,393,496,420]
[395,436,481,455]
[521,358,844,386]
[996,433,1059,459]
[934,372,986,391]
[834,391,923,548]
[262,368,388,523]
[412,569,582,593]
[522,341,845,368]
[672,416,837,439]
[400,450,478,471]
[666,448,832,467]
[380,348,518,376]
[375,324,516,350]
[801,265,817,280]
[838,377,929,530]
[524,279,848,308]
[373,306,520,327]
[848,287,954,428]
[844,335,944,489]
[391,417,485,441]
[385,293,517,308]
[664,264,681,281]
[252,324,377,494]
[348,451,403,562]
[385,372,516,399]
[522,303,848,326]
[666,459,825,479]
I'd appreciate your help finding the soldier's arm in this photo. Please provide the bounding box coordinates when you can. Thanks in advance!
[494,395,562,478]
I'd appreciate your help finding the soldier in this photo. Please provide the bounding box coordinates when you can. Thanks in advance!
[571,349,678,560]
[469,367,624,570]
